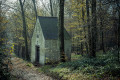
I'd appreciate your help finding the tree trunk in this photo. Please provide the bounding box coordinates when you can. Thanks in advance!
[114,0,120,62]
[50,0,53,16]
[59,0,65,62]
[99,0,105,53]
[82,0,89,55]
[118,7,120,62]
[100,20,105,53]
[86,0,92,57]
[19,0,30,61]
[90,0,97,57]
[32,0,38,20]
[101,31,105,52]
[0,1,2,29]
[81,42,83,56]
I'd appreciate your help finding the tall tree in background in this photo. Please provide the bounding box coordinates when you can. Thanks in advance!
[81,0,88,54]
[19,0,30,61]
[116,0,120,62]
[90,0,97,57]
[86,0,92,56]
[59,0,65,62]
[32,0,38,20]
[99,0,105,53]
[118,2,120,62]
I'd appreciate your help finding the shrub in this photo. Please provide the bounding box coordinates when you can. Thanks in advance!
[0,53,11,80]
[26,63,33,67]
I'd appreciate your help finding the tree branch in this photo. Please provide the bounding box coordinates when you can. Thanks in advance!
[23,0,26,6]
[40,0,51,15]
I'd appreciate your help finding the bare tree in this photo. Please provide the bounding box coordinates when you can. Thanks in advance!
[19,0,30,61]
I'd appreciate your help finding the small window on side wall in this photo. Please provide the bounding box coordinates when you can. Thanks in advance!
[37,34,39,38]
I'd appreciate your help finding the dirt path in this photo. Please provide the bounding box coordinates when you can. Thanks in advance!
[10,57,54,80]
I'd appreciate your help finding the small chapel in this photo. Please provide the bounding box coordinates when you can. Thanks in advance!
[31,16,71,65]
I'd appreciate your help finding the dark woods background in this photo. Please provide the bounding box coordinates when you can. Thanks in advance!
[0,0,120,79]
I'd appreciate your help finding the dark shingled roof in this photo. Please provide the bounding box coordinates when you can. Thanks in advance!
[38,16,71,40]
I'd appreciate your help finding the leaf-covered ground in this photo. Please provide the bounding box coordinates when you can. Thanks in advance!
[10,56,54,80]
[9,50,120,80]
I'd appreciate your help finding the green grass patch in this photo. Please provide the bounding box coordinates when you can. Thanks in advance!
[26,63,33,67]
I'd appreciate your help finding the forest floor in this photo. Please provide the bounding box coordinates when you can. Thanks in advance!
[9,50,120,80]
[10,56,54,80]
[37,50,120,80]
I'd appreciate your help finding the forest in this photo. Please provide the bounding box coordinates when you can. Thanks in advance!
[0,0,120,80]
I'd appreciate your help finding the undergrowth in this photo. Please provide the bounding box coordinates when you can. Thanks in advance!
[38,50,120,80]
